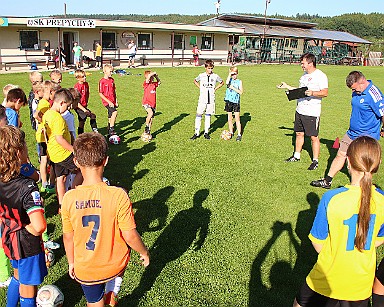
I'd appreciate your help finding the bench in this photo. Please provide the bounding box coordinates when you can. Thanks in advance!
[178,58,193,65]
[3,59,56,71]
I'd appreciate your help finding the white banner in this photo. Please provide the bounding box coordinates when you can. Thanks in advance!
[27,18,96,28]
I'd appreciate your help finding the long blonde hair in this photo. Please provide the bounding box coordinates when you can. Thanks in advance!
[0,126,26,182]
[347,136,381,251]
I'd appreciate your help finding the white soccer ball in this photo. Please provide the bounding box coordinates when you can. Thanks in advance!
[109,134,121,145]
[220,130,232,140]
[141,132,152,143]
[36,284,64,307]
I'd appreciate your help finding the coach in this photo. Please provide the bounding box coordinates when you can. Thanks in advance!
[279,53,329,171]
[311,70,384,189]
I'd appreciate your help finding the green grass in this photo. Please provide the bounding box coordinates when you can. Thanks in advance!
[1,64,384,306]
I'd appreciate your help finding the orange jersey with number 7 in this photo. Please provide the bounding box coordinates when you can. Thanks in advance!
[61,182,136,285]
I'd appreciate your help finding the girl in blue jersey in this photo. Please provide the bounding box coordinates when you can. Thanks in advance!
[224,66,243,141]
[294,136,384,307]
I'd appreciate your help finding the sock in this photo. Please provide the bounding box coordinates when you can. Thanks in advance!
[293,152,301,159]
[372,293,384,307]
[325,175,333,183]
[313,158,318,162]
[107,123,110,132]
[77,127,84,135]
[194,115,202,135]
[90,119,97,130]
[0,249,10,282]
[20,296,36,307]
[105,276,123,295]
[204,114,211,134]
[6,277,20,307]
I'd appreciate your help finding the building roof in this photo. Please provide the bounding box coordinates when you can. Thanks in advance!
[199,14,371,44]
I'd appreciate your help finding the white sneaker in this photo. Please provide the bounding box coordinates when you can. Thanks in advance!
[44,240,60,250]
[0,277,11,288]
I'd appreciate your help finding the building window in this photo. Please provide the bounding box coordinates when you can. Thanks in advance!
[138,33,152,50]
[102,32,116,50]
[190,35,197,46]
[201,35,213,50]
[173,34,183,50]
[19,30,39,50]
[290,39,298,49]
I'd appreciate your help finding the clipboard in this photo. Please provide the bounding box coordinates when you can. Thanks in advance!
[285,86,308,101]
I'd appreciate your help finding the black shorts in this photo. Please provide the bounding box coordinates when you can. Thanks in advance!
[294,111,320,137]
[96,56,101,62]
[376,258,384,285]
[54,153,77,178]
[37,142,47,156]
[75,107,94,122]
[296,281,369,307]
[106,106,117,118]
[224,101,240,113]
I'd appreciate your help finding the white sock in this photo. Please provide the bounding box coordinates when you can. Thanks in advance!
[105,276,123,295]
[204,114,211,133]
[194,115,202,135]
[294,152,301,159]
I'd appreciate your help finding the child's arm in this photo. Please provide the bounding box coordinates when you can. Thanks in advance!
[26,211,46,236]
[99,92,115,107]
[194,80,200,89]
[214,80,224,92]
[228,80,243,95]
[122,229,150,267]
[63,232,76,279]
[55,135,73,152]
[154,74,161,85]
[33,110,43,123]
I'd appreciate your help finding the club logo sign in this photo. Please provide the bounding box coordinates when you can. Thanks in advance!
[0,18,8,27]
[27,18,96,28]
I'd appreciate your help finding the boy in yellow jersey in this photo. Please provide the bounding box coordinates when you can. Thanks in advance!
[61,132,150,307]
[42,88,82,209]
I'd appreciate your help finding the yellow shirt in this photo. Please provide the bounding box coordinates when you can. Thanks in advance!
[96,45,102,57]
[35,98,50,143]
[61,183,136,285]
[42,109,71,163]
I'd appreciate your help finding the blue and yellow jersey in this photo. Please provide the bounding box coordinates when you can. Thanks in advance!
[307,184,384,300]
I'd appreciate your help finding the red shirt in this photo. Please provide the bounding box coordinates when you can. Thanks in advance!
[74,82,89,107]
[142,81,159,108]
[99,77,116,107]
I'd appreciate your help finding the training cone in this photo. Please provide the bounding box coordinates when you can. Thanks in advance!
[332,137,340,149]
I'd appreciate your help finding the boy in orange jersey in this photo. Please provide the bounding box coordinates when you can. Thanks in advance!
[61,132,150,307]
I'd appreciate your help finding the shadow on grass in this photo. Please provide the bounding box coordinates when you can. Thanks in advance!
[133,186,174,234]
[249,193,318,306]
[121,189,211,306]
[242,112,252,134]
[320,137,348,177]
[209,113,227,134]
[152,113,189,138]
[55,269,85,306]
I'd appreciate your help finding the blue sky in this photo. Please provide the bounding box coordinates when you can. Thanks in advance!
[2,0,383,17]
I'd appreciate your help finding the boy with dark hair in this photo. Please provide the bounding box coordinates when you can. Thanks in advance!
[62,132,150,306]
[5,88,27,128]
[0,126,47,307]
[191,59,224,140]
[42,88,82,210]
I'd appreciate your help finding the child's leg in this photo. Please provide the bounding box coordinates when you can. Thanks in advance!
[109,110,118,133]
[194,114,202,135]
[72,170,83,189]
[56,175,66,206]
[204,114,211,134]
[78,118,86,135]
[227,112,233,134]
[234,112,242,135]
[6,271,20,307]
[19,284,37,307]
[145,108,154,133]
[39,155,48,187]
[88,111,98,131]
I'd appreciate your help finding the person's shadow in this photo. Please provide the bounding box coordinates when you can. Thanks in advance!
[132,186,174,234]
[320,137,349,177]
[209,113,228,134]
[152,113,189,138]
[121,189,211,306]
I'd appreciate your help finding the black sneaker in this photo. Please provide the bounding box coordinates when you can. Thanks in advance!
[285,156,300,162]
[236,135,242,141]
[203,133,211,140]
[308,160,319,171]
[310,178,331,189]
[190,134,199,140]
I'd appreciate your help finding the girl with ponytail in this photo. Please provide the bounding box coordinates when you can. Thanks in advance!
[293,136,384,307]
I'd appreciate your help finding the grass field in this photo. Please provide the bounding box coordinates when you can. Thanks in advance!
[0,64,384,306]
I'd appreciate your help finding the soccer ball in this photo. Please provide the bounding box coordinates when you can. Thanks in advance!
[109,134,121,145]
[45,248,55,268]
[102,177,110,185]
[37,284,64,307]
[141,132,152,143]
[220,130,232,140]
